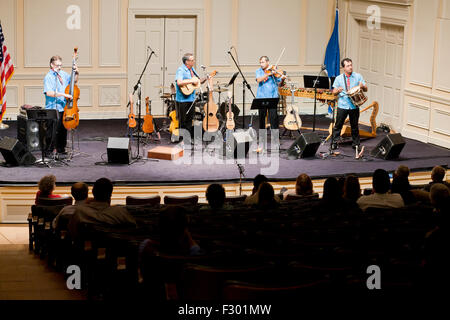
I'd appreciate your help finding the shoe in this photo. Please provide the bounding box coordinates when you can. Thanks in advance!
[331,143,338,150]
[352,145,360,150]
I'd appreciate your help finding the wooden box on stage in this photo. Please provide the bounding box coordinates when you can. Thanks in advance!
[147,146,183,160]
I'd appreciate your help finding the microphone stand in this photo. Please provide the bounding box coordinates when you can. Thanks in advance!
[129,47,156,164]
[312,67,325,132]
[228,50,255,129]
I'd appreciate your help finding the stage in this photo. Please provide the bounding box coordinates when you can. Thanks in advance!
[0,116,449,186]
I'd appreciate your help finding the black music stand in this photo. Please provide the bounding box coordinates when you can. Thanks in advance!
[303,75,335,131]
[27,109,58,168]
[250,98,280,111]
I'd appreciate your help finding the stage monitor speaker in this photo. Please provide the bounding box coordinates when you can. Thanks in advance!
[370,133,405,160]
[17,115,41,152]
[107,137,131,164]
[287,132,321,159]
[0,136,36,166]
[223,130,254,159]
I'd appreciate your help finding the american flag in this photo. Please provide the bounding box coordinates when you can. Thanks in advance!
[0,23,15,122]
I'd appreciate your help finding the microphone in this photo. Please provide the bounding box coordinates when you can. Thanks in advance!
[228,46,234,54]
[321,64,326,71]
[147,46,158,57]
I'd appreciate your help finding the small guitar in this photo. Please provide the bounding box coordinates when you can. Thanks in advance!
[225,90,235,130]
[203,78,220,132]
[128,93,136,128]
[283,85,302,131]
[180,70,217,96]
[142,97,154,133]
[169,107,179,137]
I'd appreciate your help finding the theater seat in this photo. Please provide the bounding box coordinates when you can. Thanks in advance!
[164,195,198,205]
[284,193,319,201]
[126,195,161,206]
[37,196,73,206]
[224,195,247,203]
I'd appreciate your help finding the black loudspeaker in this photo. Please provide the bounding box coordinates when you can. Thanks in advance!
[370,133,405,160]
[17,115,41,151]
[107,137,131,164]
[0,136,36,166]
[287,132,321,159]
[223,130,254,159]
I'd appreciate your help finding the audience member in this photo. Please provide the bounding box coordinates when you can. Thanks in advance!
[283,173,315,198]
[429,183,449,214]
[322,177,341,201]
[159,206,203,256]
[52,182,89,229]
[35,174,61,204]
[202,183,231,211]
[394,165,410,180]
[343,175,361,203]
[391,175,416,205]
[245,174,280,205]
[68,178,136,239]
[357,169,404,211]
[256,182,279,209]
[423,166,449,192]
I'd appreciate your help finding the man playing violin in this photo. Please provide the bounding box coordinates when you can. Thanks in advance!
[175,53,207,141]
[255,56,286,131]
[43,55,79,155]
[331,58,367,150]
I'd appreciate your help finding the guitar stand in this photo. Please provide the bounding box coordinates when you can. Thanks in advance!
[281,127,301,139]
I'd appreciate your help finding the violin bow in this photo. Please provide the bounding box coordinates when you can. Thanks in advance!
[274,47,285,69]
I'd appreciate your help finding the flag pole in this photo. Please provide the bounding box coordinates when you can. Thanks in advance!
[0,20,10,129]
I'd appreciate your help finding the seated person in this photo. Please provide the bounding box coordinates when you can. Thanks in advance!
[343,175,361,203]
[35,174,61,204]
[391,175,416,206]
[423,166,449,192]
[429,183,449,215]
[283,173,315,198]
[159,206,203,256]
[68,178,136,239]
[394,165,410,181]
[200,183,232,212]
[255,182,279,209]
[245,174,280,205]
[52,182,88,229]
[357,169,404,211]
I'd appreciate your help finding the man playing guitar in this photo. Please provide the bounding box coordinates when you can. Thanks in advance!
[174,53,207,141]
[255,56,286,132]
[331,58,368,150]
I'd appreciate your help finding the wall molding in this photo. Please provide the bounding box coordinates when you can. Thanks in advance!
[404,88,450,105]
[12,73,128,80]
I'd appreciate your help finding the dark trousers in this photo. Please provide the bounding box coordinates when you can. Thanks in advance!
[259,108,279,130]
[176,101,195,137]
[332,107,360,147]
[54,111,67,152]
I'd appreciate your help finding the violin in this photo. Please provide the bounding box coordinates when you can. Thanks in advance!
[265,65,285,78]
[62,47,80,130]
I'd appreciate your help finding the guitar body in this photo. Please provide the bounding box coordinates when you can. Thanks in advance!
[62,84,80,130]
[169,109,179,137]
[142,97,154,133]
[128,93,136,128]
[225,91,235,130]
[283,104,302,130]
[62,47,80,130]
[180,76,200,96]
[203,91,220,132]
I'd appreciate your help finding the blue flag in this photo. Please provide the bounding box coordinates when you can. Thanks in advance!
[324,9,340,114]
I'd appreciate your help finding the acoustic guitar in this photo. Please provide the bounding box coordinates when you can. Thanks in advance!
[225,90,235,130]
[169,107,179,137]
[283,104,302,130]
[203,78,220,132]
[142,97,154,133]
[180,70,217,96]
[62,47,80,130]
[128,93,136,128]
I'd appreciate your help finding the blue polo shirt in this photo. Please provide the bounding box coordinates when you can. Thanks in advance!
[332,72,366,110]
[256,68,282,98]
[175,64,198,102]
[43,70,71,112]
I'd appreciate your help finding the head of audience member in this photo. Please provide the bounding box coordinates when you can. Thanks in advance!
[343,175,361,202]
[391,176,411,194]
[257,182,277,208]
[322,177,341,201]
[372,169,390,194]
[337,176,345,197]
[295,173,313,196]
[394,165,410,180]
[431,166,446,183]
[159,206,191,254]
[92,178,113,203]
[38,174,57,197]
[71,182,89,202]
[252,174,268,195]
[206,183,226,210]
[429,183,449,214]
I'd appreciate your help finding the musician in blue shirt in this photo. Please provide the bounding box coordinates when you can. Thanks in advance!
[331,58,367,150]
[255,56,286,131]
[43,55,78,155]
[175,53,206,140]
